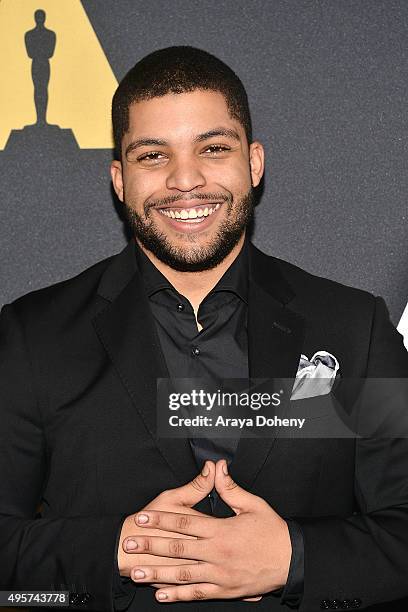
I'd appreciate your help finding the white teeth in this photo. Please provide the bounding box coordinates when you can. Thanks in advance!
[157,202,221,221]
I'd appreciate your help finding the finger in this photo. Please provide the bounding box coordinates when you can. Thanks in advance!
[153,583,219,603]
[134,509,216,538]
[150,566,193,588]
[124,535,208,561]
[130,563,212,585]
[214,460,258,514]
[167,461,216,507]
[150,585,262,601]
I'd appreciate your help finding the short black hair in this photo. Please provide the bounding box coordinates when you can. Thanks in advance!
[112,46,252,159]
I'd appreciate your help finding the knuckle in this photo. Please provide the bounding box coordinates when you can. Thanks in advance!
[224,476,238,491]
[141,537,151,552]
[192,588,206,600]
[177,567,191,582]
[152,568,159,582]
[190,476,205,492]
[176,514,190,530]
[169,539,185,556]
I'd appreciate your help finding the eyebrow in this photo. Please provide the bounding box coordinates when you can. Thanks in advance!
[125,127,241,157]
[193,128,241,143]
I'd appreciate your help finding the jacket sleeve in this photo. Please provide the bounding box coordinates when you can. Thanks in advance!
[296,296,408,611]
[280,519,304,608]
[0,302,128,611]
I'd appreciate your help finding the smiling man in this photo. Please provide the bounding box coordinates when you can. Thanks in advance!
[1,46,408,612]
[111,89,260,320]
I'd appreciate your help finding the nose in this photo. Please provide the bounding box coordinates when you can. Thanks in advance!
[165,155,206,192]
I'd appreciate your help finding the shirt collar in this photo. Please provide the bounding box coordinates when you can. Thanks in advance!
[134,235,249,304]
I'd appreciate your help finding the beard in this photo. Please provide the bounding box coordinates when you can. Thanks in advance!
[123,188,255,272]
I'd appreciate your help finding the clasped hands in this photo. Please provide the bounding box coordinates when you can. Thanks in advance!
[118,459,291,603]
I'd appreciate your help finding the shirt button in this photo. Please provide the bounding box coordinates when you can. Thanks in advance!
[177,303,185,312]
[191,346,200,357]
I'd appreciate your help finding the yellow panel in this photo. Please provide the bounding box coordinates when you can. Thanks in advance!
[0,0,118,149]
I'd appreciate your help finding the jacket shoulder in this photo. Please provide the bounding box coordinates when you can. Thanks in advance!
[269,252,377,310]
[3,251,118,321]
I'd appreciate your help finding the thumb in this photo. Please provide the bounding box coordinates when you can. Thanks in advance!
[168,460,216,508]
[214,459,257,515]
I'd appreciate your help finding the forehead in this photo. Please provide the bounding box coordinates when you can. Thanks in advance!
[126,90,243,140]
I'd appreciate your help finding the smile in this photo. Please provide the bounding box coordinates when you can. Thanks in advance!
[157,202,220,223]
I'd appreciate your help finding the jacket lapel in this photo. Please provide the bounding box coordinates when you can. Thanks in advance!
[226,243,306,497]
[92,239,200,487]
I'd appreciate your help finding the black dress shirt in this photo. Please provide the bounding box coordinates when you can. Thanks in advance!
[112,236,304,610]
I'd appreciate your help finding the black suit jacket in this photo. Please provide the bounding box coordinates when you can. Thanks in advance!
[1,238,408,612]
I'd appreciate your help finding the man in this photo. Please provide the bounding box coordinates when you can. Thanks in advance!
[0,46,407,612]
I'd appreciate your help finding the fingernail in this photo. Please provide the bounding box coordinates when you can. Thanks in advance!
[126,539,137,550]
[222,461,228,475]
[137,513,149,524]
[201,461,209,476]
[133,569,145,579]
[157,592,168,600]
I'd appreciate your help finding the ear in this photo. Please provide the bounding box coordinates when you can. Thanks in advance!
[111,160,124,202]
[249,141,264,188]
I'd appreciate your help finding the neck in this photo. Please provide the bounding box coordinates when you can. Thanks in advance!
[136,232,246,313]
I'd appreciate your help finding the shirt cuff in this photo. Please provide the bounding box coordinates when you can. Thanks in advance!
[280,519,304,608]
[112,514,138,611]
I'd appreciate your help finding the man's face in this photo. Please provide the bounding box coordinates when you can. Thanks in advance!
[111,89,264,271]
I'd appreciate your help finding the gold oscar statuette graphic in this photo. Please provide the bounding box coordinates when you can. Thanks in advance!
[0,0,118,150]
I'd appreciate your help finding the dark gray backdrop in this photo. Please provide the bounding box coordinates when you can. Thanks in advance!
[1,0,407,325]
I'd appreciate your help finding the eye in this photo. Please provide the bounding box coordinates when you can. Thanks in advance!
[202,144,231,155]
[136,151,167,163]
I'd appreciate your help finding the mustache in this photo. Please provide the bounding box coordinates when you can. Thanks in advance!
[146,192,231,210]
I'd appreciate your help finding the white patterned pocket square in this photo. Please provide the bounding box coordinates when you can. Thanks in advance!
[291,351,340,400]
